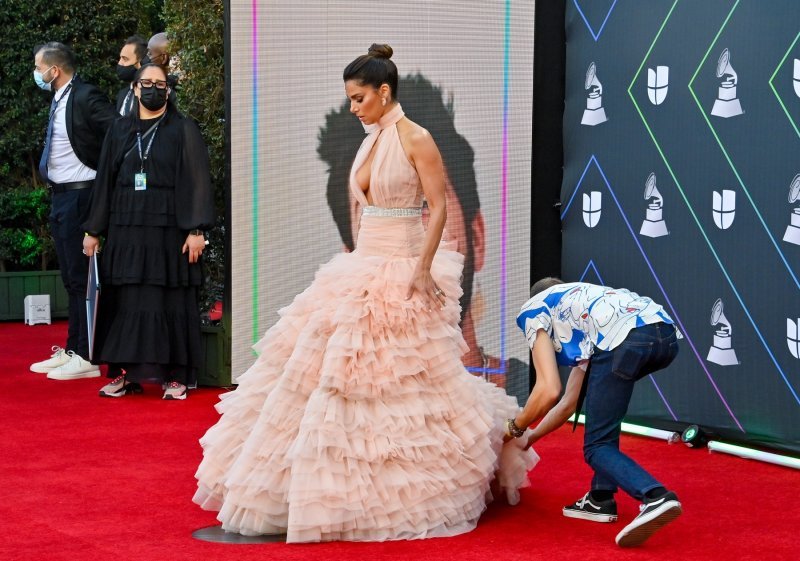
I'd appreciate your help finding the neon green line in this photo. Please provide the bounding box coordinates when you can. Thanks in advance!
[688,0,799,290]
[768,30,800,140]
[628,2,729,281]
[627,0,678,95]
[688,0,739,87]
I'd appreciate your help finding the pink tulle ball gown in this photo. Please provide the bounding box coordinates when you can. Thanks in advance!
[193,103,539,542]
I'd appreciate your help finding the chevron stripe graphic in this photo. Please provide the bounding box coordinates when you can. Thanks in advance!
[768,30,800,141]
[628,0,800,410]
[562,155,743,428]
[572,0,618,42]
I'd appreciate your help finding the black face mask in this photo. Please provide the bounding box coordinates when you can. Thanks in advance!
[140,55,151,66]
[116,64,138,83]
[139,85,168,111]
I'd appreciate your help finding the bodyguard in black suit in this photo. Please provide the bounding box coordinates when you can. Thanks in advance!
[115,35,147,117]
[29,42,116,380]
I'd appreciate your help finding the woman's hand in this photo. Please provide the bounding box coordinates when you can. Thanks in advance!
[182,233,206,263]
[405,266,446,311]
[83,235,101,257]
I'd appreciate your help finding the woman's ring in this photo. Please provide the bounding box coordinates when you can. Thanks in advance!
[434,288,443,295]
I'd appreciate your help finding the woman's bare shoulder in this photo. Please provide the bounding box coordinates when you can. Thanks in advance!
[397,117,436,152]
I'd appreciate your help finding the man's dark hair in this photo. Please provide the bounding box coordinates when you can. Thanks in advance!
[318,73,481,320]
[530,277,564,297]
[35,42,75,73]
[125,35,148,63]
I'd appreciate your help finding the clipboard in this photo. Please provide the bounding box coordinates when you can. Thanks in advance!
[86,253,100,361]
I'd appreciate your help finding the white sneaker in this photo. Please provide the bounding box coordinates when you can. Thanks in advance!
[30,346,71,373]
[46,352,101,380]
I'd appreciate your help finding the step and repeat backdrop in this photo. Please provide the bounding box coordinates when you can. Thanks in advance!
[228,1,535,404]
[562,0,800,452]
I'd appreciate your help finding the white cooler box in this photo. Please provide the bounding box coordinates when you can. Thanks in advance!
[24,294,52,325]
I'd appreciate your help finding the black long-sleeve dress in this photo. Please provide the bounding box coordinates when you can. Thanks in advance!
[84,108,215,385]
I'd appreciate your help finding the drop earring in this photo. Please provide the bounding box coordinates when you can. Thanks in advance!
[381,97,387,106]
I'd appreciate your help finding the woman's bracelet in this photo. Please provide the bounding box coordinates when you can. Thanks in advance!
[505,418,526,439]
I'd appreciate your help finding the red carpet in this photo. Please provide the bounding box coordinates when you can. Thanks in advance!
[1,321,796,560]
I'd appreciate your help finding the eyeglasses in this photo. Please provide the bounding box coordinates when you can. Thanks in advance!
[138,79,168,90]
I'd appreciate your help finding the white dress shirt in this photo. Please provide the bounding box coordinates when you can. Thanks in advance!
[47,79,97,183]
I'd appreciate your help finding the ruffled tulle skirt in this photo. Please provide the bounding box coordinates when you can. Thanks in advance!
[193,215,538,542]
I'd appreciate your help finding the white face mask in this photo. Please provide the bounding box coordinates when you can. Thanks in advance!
[33,66,55,91]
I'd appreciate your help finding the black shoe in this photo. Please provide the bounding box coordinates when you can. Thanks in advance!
[615,490,682,547]
[563,492,618,523]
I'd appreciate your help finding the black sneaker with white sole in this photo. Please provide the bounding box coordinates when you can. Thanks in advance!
[563,492,618,523]
[615,490,682,547]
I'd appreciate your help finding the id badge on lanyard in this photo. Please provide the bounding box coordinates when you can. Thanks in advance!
[136,116,163,192]
[134,172,147,191]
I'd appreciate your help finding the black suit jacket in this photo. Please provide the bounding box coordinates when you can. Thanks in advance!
[64,76,116,171]
[116,84,136,116]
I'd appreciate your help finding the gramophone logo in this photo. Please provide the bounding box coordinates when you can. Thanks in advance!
[707,298,739,366]
[788,318,800,359]
[581,62,608,126]
[711,48,744,118]
[582,191,602,228]
[712,189,736,230]
[782,173,800,246]
[647,66,669,105]
[794,59,800,99]
[640,172,669,237]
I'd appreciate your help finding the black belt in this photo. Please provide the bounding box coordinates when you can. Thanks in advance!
[49,180,94,194]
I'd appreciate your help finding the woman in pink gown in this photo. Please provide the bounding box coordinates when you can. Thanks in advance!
[193,44,538,542]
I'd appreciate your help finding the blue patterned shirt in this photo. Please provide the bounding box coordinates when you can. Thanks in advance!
[516,283,679,367]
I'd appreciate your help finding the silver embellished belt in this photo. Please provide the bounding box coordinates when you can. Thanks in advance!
[362,206,422,217]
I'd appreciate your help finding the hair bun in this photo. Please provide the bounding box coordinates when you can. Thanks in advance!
[367,43,393,59]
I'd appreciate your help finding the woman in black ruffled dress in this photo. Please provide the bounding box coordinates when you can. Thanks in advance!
[83,63,214,400]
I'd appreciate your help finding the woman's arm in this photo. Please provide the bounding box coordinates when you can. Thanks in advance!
[403,124,447,310]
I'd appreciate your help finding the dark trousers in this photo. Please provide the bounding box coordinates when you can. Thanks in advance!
[49,188,92,359]
[583,322,679,500]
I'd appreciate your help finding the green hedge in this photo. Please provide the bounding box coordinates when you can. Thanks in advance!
[0,185,52,271]
[164,0,226,312]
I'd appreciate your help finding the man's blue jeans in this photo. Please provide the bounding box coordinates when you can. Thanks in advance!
[583,322,679,500]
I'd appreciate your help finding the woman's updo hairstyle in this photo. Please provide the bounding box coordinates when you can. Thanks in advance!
[343,43,398,100]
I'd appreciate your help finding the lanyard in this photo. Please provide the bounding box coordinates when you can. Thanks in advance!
[49,82,73,120]
[136,114,165,173]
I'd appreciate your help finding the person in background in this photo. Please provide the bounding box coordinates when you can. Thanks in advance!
[29,42,115,380]
[116,35,147,117]
[513,278,683,547]
[83,63,214,400]
[145,32,180,95]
